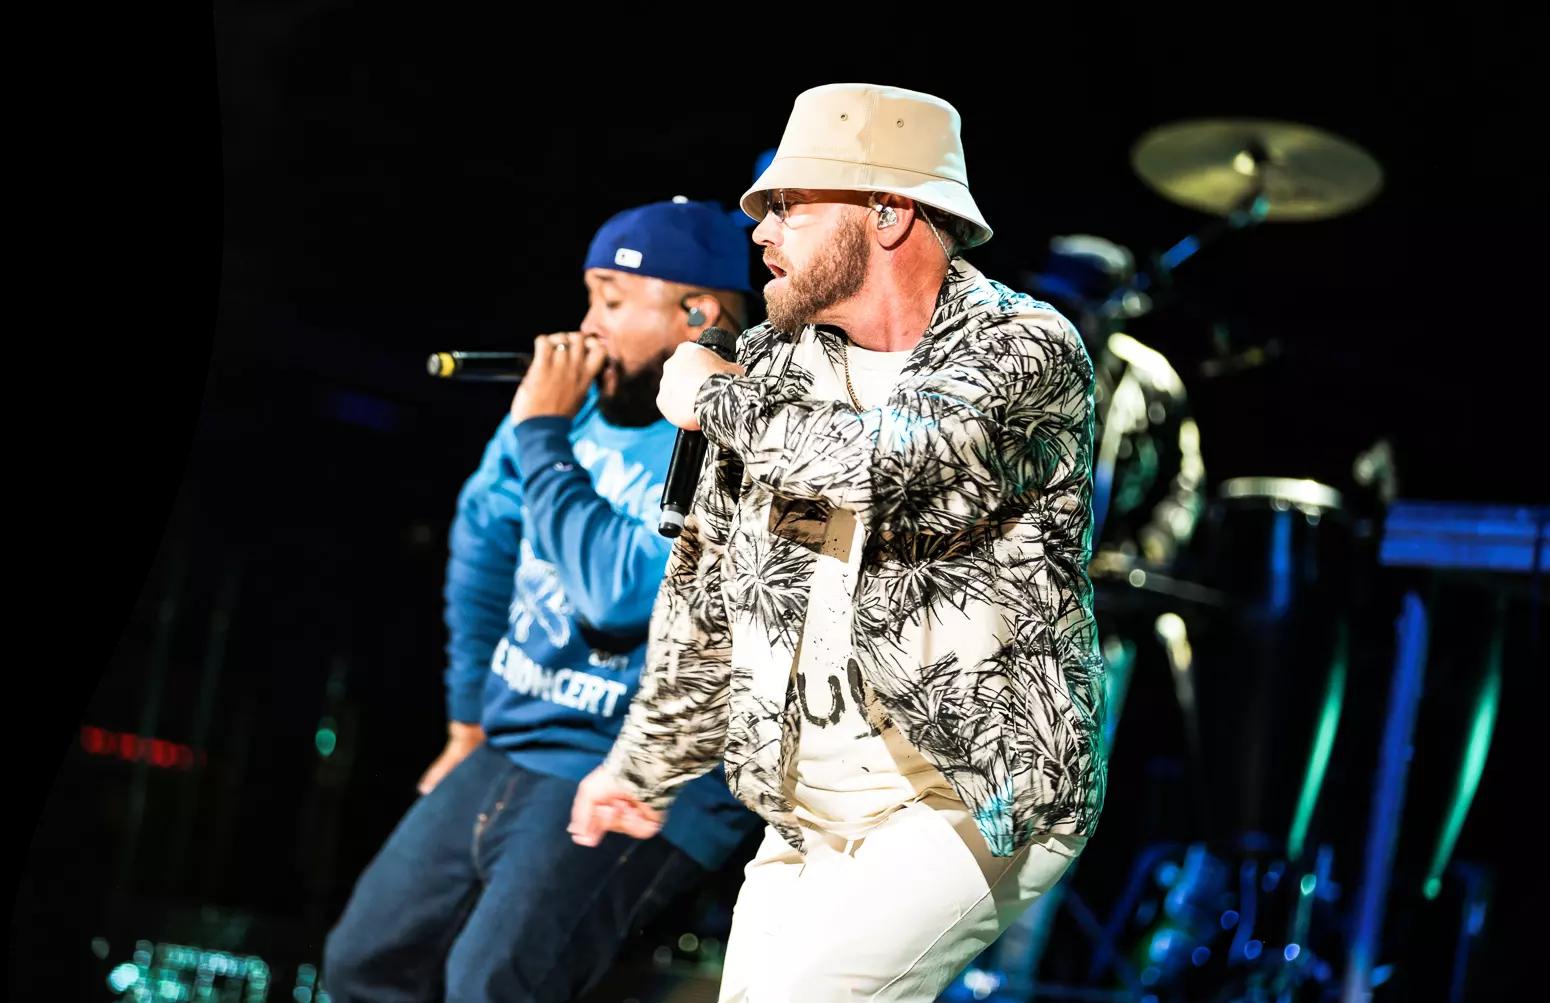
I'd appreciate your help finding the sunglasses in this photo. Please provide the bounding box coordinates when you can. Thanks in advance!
[758,189,881,222]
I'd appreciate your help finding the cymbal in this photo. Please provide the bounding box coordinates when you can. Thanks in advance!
[1132,119,1384,221]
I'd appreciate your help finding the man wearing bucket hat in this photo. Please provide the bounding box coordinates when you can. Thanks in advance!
[324,199,762,1001]
[572,85,1105,998]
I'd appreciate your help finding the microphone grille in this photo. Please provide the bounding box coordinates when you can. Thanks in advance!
[697,326,739,356]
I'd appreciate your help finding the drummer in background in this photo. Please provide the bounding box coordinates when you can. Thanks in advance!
[1020,235,1205,570]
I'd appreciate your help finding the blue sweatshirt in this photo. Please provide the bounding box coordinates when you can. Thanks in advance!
[443,391,755,870]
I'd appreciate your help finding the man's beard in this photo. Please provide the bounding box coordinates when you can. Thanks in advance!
[765,215,871,332]
[596,352,672,427]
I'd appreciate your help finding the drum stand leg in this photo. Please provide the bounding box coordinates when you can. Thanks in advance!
[1288,621,1350,862]
[1082,843,1180,987]
[1420,598,1503,901]
[1341,592,1430,1001]
[1446,863,1492,1003]
[1154,614,1211,835]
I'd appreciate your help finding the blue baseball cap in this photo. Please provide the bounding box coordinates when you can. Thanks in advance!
[584,197,753,294]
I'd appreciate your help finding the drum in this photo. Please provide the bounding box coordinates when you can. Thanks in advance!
[1185,477,1356,849]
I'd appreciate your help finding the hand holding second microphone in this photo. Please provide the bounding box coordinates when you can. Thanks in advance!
[511,332,606,423]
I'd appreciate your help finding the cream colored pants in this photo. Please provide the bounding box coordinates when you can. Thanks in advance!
[716,796,1086,1002]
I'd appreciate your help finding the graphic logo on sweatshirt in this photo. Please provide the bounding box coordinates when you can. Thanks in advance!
[505,438,664,653]
[510,541,572,649]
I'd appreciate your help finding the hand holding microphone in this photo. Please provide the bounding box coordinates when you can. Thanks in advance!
[426,330,605,393]
[656,335,745,431]
[511,332,607,423]
[658,327,742,537]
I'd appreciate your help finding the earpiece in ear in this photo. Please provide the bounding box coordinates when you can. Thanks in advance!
[876,205,899,229]
[680,293,709,327]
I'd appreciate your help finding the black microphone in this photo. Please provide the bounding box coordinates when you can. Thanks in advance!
[658,327,739,537]
[427,351,532,381]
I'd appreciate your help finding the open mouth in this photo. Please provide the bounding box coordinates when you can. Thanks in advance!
[765,260,787,279]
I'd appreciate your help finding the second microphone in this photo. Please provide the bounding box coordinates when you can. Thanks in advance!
[658,326,740,538]
[427,351,532,381]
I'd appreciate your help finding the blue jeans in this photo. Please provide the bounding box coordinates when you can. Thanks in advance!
[323,745,704,1002]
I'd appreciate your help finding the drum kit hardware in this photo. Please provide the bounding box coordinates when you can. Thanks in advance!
[948,117,1494,1003]
[1095,118,1385,329]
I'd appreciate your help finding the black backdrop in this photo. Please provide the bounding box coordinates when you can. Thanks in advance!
[13,6,1540,999]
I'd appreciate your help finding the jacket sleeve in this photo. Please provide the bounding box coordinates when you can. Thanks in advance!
[694,311,1094,535]
[600,447,738,807]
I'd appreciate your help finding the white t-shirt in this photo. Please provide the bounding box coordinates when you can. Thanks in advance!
[785,339,958,841]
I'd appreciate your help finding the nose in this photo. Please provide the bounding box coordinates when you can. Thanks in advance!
[580,302,604,338]
[752,212,780,248]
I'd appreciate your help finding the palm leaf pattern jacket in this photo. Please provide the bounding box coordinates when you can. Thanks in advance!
[602,259,1106,857]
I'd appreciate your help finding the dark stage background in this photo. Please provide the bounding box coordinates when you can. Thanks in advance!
[13,7,1540,1001]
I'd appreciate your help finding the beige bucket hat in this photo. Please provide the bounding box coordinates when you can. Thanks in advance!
[741,83,993,249]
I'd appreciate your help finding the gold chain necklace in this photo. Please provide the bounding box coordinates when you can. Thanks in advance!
[842,341,864,410]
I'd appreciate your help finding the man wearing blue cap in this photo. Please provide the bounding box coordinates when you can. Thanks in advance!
[324,198,761,1002]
